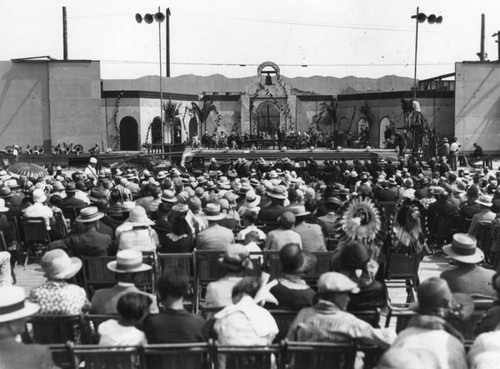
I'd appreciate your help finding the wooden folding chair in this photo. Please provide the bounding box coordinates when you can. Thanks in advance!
[141,342,212,369]
[283,339,356,369]
[25,315,83,344]
[67,343,141,369]
[21,216,51,263]
[214,343,282,369]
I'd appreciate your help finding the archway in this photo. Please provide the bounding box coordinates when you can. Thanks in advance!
[379,117,391,148]
[151,117,162,145]
[173,117,182,144]
[256,101,280,136]
[189,117,198,140]
[357,118,369,137]
[119,116,139,151]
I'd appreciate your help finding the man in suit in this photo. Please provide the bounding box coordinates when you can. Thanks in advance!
[90,249,158,314]
[49,206,112,257]
[0,286,56,369]
[376,178,400,202]
[196,203,234,251]
[258,185,287,224]
[440,233,495,297]
[468,194,496,238]
[60,182,86,209]
[426,187,459,231]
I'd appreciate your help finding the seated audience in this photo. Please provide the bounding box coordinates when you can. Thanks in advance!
[264,211,302,251]
[116,206,159,252]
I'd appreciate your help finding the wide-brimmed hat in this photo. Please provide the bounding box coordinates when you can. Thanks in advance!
[76,206,104,223]
[443,233,483,264]
[127,206,155,225]
[476,194,493,207]
[410,277,474,320]
[206,181,217,190]
[88,187,107,202]
[267,185,287,200]
[0,199,9,212]
[41,249,82,280]
[0,187,12,199]
[218,176,231,190]
[0,286,40,323]
[317,272,360,294]
[65,182,76,193]
[4,179,19,189]
[32,188,47,203]
[219,244,253,272]
[204,203,225,221]
[279,243,316,275]
[107,249,152,273]
[288,205,311,218]
[160,189,177,203]
[244,190,261,208]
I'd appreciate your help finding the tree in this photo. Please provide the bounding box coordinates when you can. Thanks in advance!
[163,100,181,143]
[191,100,217,134]
[313,100,337,134]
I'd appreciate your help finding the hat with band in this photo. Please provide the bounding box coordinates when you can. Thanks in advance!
[107,250,152,273]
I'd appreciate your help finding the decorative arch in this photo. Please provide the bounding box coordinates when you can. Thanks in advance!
[119,116,139,151]
[339,116,350,133]
[379,116,391,148]
[256,101,280,136]
[257,61,280,77]
[151,116,162,145]
[357,118,369,137]
[189,117,198,140]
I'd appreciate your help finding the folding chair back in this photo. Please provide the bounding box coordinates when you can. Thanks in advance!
[53,212,68,239]
[21,217,51,256]
[269,309,298,342]
[26,315,82,344]
[214,343,282,369]
[0,230,7,251]
[142,342,212,369]
[61,207,79,228]
[82,256,117,297]
[284,339,356,369]
[67,344,141,369]
[7,215,21,244]
[84,314,120,344]
[303,251,333,288]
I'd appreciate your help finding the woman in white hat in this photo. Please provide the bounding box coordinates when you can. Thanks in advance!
[29,249,89,315]
[0,286,57,368]
[115,206,159,252]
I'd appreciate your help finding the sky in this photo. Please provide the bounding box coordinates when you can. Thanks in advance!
[1,0,499,81]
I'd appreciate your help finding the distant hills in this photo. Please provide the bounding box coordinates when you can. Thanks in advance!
[103,74,414,96]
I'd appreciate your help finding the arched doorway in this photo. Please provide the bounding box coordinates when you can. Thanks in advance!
[119,116,139,151]
[151,117,162,145]
[256,102,280,136]
[379,117,391,148]
[173,117,182,144]
[189,117,198,140]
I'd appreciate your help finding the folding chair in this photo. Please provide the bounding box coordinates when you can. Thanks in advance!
[303,251,333,289]
[194,250,227,313]
[384,252,420,303]
[283,339,356,369]
[214,343,282,369]
[269,309,298,342]
[448,297,495,341]
[83,314,120,344]
[53,212,68,239]
[82,256,117,298]
[67,343,141,369]
[61,207,79,229]
[21,216,51,263]
[476,222,493,264]
[141,342,212,369]
[25,314,83,344]
[47,344,73,369]
[158,252,195,311]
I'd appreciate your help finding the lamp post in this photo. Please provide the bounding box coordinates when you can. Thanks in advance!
[411,8,442,98]
[136,8,171,153]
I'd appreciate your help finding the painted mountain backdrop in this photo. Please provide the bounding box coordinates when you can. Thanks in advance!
[103,74,414,95]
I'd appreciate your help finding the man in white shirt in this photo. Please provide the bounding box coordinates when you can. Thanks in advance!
[23,189,54,231]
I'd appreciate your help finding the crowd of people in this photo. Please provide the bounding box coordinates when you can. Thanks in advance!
[2,152,500,368]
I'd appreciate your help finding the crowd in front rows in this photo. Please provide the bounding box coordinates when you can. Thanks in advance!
[2,155,500,368]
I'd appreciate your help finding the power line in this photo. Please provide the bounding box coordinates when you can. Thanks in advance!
[100,59,455,67]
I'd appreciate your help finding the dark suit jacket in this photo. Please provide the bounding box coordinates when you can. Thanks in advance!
[49,227,111,257]
[60,196,86,209]
[258,204,285,224]
[377,187,399,202]
[441,264,495,297]
[0,337,55,369]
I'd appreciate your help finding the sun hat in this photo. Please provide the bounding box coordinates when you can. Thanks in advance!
[0,199,9,212]
[410,277,474,319]
[0,187,13,198]
[219,244,253,272]
[267,185,287,200]
[476,194,493,207]
[218,176,231,190]
[107,249,152,273]
[88,187,107,202]
[340,241,370,269]
[89,157,97,164]
[4,179,19,189]
[288,205,311,218]
[41,249,82,280]
[0,286,40,323]
[442,233,483,264]
[75,206,104,223]
[244,190,261,208]
[279,243,316,275]
[317,272,360,294]
[126,206,155,225]
[204,203,225,221]
[32,188,47,203]
[52,181,65,192]
[160,189,177,203]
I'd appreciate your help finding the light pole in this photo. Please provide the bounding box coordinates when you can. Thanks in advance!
[136,8,171,153]
[411,8,442,98]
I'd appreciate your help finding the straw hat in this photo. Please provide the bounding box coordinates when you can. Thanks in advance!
[267,185,287,200]
[219,244,253,272]
[126,206,155,225]
[75,206,104,223]
[0,199,9,212]
[32,188,47,203]
[0,286,39,323]
[204,203,225,221]
[476,194,493,207]
[244,190,261,208]
[288,205,311,218]
[107,250,152,273]
[160,189,177,203]
[40,249,82,280]
[442,233,483,264]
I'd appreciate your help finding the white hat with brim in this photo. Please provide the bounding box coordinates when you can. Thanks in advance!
[244,191,261,208]
[126,206,155,226]
[40,249,82,280]
[476,195,493,207]
[0,198,9,212]
[442,233,484,264]
[204,203,226,221]
[0,286,40,323]
[75,206,104,223]
[107,249,152,273]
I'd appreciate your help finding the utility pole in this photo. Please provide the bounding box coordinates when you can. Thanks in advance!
[62,7,68,60]
[493,31,500,61]
[477,14,486,61]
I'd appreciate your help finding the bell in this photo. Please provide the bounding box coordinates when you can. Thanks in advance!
[135,13,143,23]
[417,12,427,23]
[427,14,436,24]
[265,74,273,86]
[144,13,154,24]
[154,11,165,22]
[436,16,443,24]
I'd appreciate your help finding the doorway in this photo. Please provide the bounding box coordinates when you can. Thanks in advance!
[119,116,139,151]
